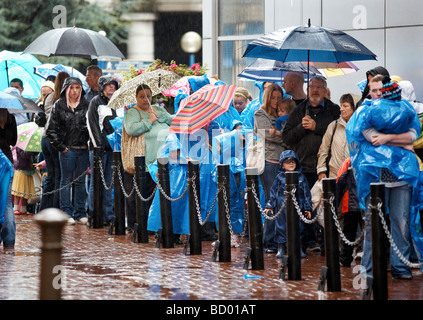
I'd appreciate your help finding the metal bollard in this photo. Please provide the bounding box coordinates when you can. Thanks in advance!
[370,182,388,300]
[157,157,174,248]
[246,167,264,270]
[286,171,301,280]
[113,151,125,235]
[34,209,68,300]
[92,147,104,229]
[134,156,148,243]
[188,160,202,255]
[217,164,231,262]
[322,178,341,291]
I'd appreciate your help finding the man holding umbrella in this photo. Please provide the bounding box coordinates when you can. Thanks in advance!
[282,75,340,253]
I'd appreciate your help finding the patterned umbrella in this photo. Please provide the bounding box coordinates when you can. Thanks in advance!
[16,122,44,153]
[108,69,181,110]
[307,61,359,78]
[170,84,237,134]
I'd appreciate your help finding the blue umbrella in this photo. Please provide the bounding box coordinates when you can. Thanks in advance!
[243,20,377,85]
[238,58,322,82]
[0,91,42,114]
[34,63,89,90]
[0,50,44,99]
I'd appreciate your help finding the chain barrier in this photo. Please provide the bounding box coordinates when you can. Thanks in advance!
[323,194,365,247]
[11,167,89,198]
[98,160,115,191]
[369,201,422,269]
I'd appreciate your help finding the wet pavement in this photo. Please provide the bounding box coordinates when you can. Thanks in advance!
[1,215,423,303]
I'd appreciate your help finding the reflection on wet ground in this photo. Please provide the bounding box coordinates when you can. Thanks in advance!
[1,216,422,300]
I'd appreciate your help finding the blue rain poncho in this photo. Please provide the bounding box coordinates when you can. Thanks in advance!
[147,133,190,235]
[0,149,13,225]
[211,129,247,233]
[346,98,421,210]
[106,115,123,151]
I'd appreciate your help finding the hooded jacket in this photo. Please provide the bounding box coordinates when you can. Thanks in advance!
[357,66,390,108]
[46,77,90,152]
[265,149,312,214]
[87,75,118,151]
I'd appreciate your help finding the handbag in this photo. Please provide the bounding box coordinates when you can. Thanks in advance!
[246,135,265,175]
[121,107,146,175]
[27,169,42,205]
[325,120,338,176]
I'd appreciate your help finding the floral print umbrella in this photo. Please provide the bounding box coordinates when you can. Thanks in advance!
[16,122,44,153]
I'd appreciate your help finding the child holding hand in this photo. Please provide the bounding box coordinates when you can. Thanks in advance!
[264,149,312,258]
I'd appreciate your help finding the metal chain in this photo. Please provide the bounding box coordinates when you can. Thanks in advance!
[133,174,157,202]
[156,175,190,202]
[98,160,115,191]
[248,182,286,220]
[190,173,216,226]
[116,164,135,198]
[369,201,422,269]
[11,167,89,197]
[323,194,365,247]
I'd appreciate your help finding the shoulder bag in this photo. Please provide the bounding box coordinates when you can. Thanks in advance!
[121,107,146,175]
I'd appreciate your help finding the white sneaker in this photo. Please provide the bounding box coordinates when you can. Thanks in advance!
[68,217,76,225]
[78,217,88,225]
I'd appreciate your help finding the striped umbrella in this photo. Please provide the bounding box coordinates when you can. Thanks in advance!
[170,84,237,134]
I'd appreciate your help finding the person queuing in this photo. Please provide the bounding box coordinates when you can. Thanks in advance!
[87,75,119,226]
[46,77,90,225]
[282,75,340,254]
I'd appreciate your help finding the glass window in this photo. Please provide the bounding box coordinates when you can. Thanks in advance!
[218,0,265,37]
[219,40,260,98]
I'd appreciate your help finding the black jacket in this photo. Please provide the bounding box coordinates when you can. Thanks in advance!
[46,77,90,152]
[0,111,17,163]
[87,75,118,151]
[282,98,340,173]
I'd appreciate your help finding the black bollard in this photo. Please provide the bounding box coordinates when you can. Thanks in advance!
[157,157,174,248]
[92,147,104,229]
[286,171,301,280]
[217,164,231,262]
[134,156,148,243]
[370,183,388,300]
[322,178,341,291]
[246,167,264,270]
[113,151,125,235]
[188,160,202,255]
[34,209,68,300]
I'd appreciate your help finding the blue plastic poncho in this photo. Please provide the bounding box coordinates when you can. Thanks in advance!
[346,98,421,210]
[147,133,190,235]
[0,149,13,225]
[211,129,246,233]
[106,115,123,151]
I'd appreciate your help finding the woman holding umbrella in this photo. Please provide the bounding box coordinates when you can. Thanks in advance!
[46,77,90,225]
[122,84,173,232]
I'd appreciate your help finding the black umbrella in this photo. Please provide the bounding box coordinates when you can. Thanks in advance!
[23,26,124,70]
[243,19,377,88]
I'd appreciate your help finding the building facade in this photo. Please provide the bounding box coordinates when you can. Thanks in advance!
[203,0,423,102]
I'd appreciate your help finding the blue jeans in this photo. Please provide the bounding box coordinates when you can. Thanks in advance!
[260,161,280,251]
[59,149,89,220]
[362,183,412,277]
[1,180,15,247]
[88,150,114,223]
[40,136,61,210]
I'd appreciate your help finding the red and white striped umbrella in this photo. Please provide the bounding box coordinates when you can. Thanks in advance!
[170,84,237,134]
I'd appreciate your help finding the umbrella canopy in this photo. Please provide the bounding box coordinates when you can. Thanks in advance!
[170,84,237,134]
[0,50,43,99]
[23,26,125,61]
[16,122,44,153]
[243,20,377,85]
[108,69,181,110]
[308,61,359,78]
[238,58,322,82]
[34,63,88,90]
[243,22,377,63]
[0,91,43,114]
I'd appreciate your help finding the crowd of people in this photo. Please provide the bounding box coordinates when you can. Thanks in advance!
[1,65,422,280]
